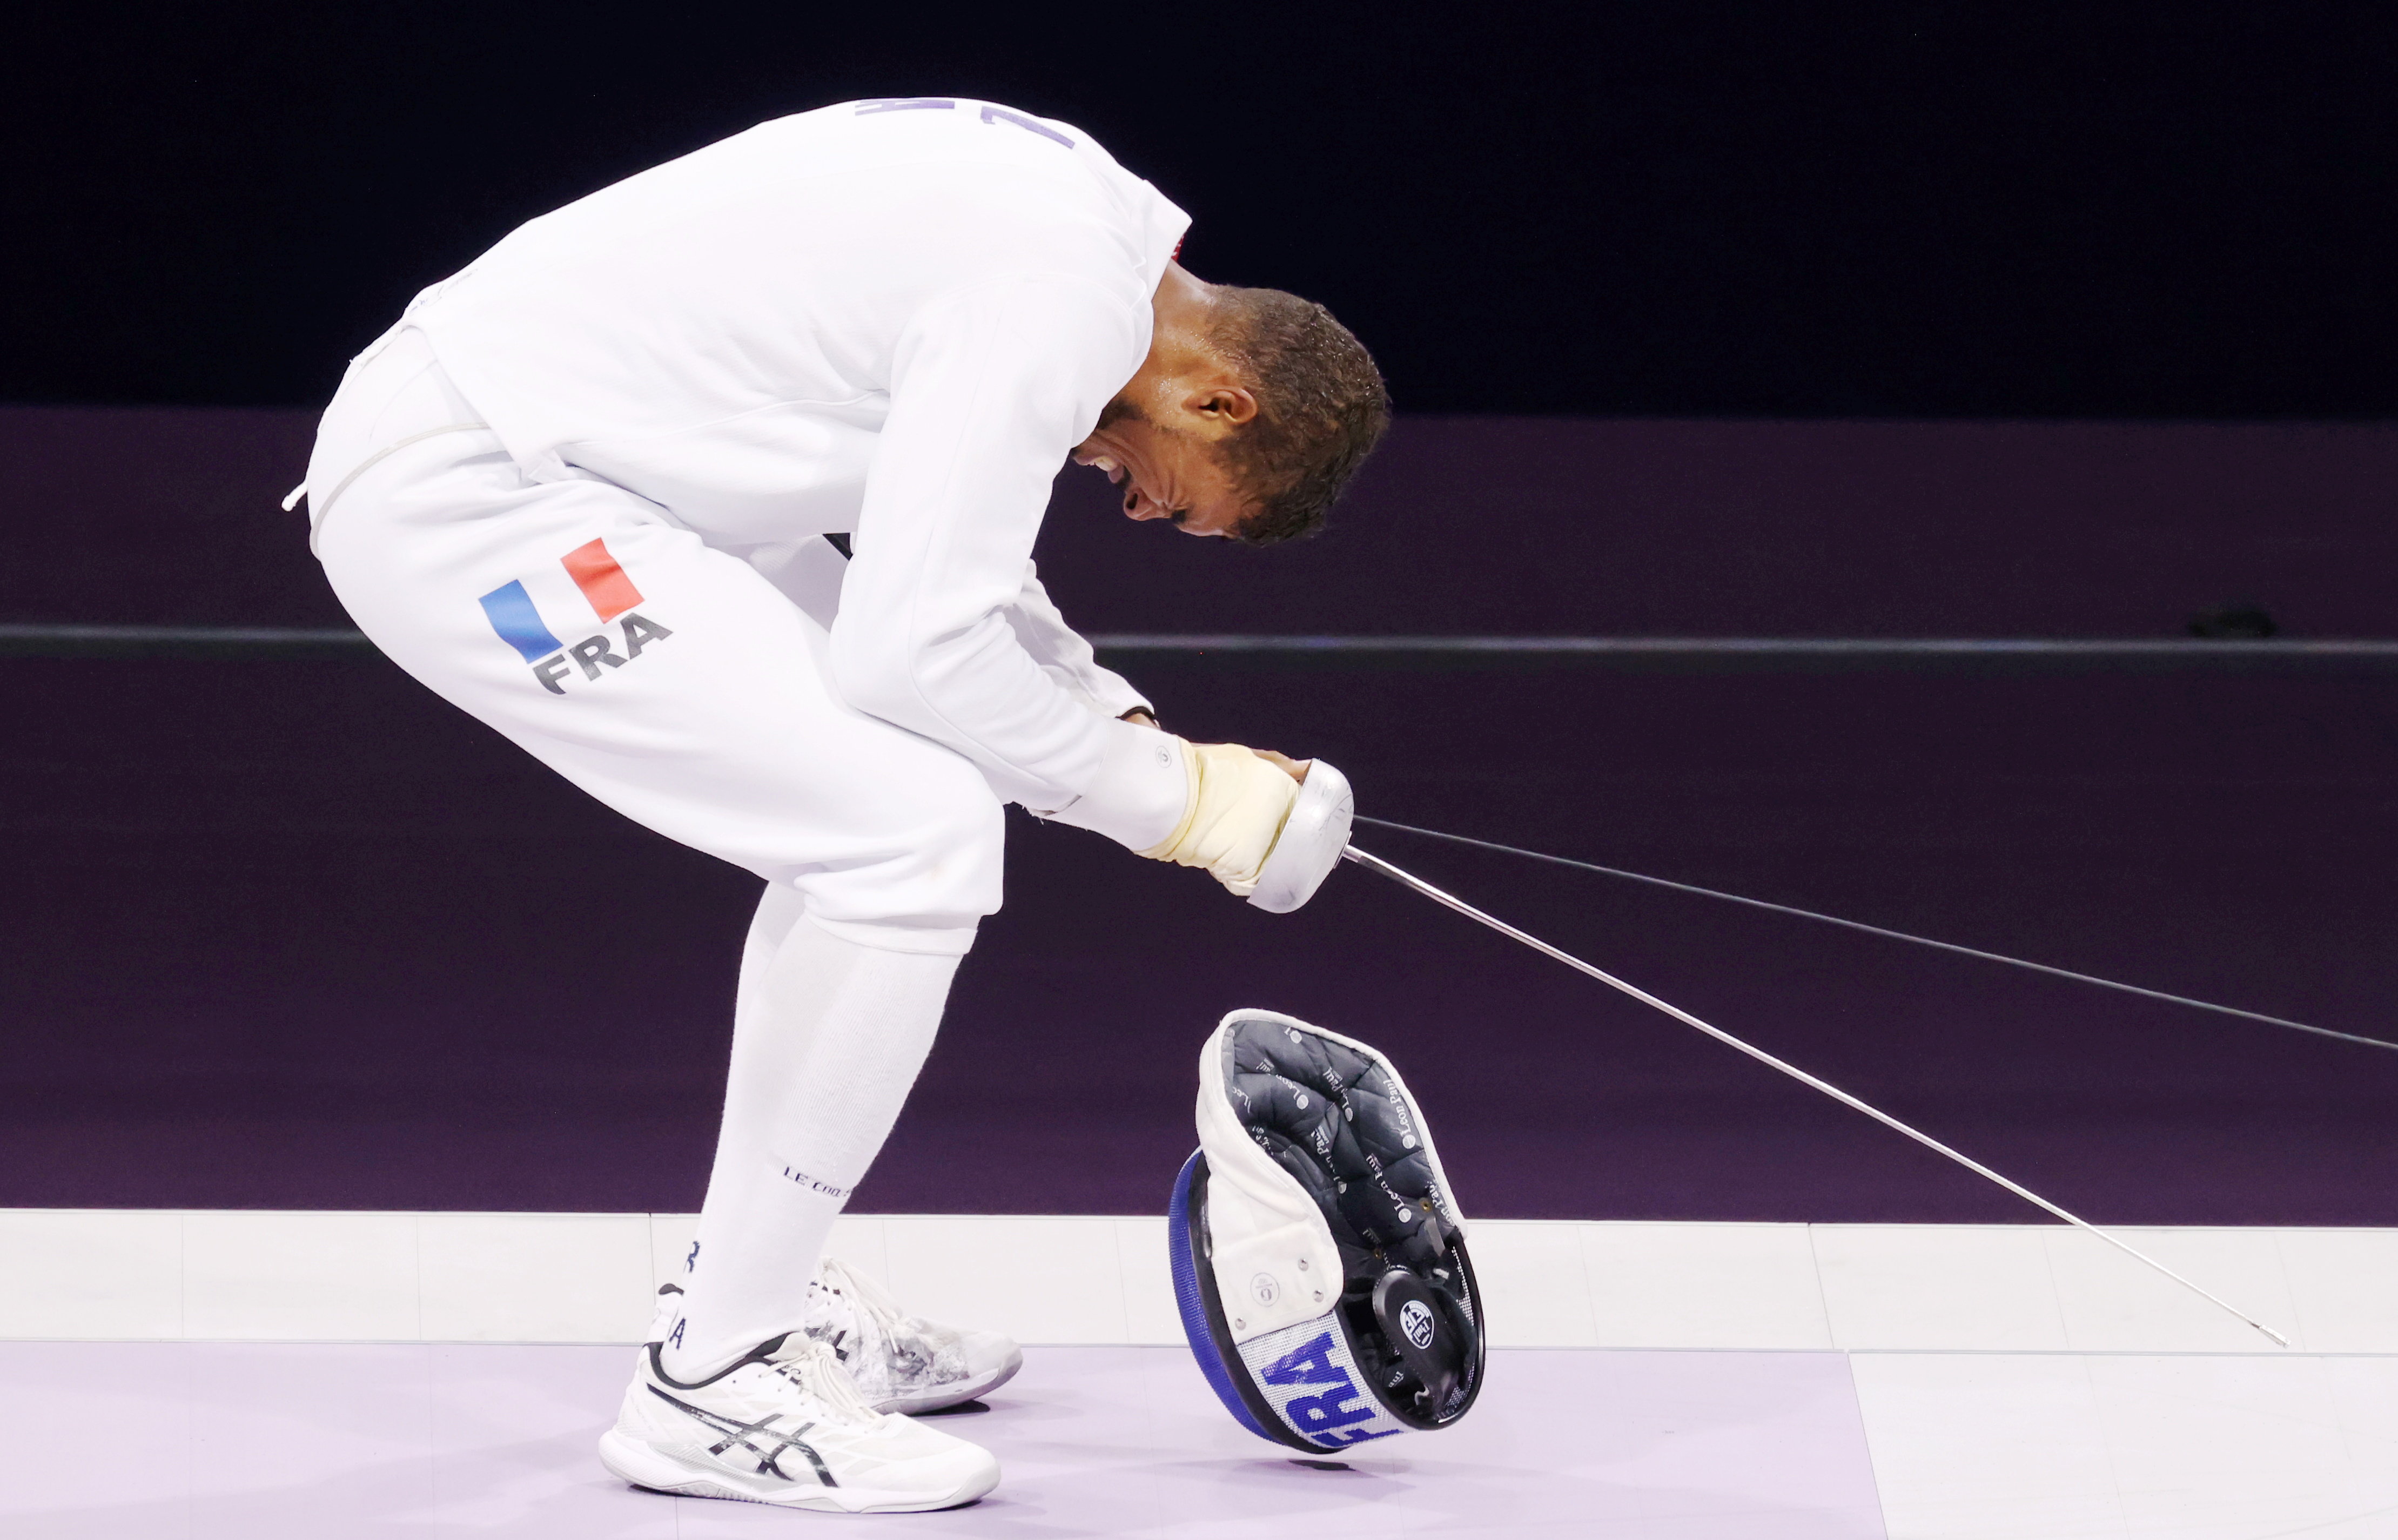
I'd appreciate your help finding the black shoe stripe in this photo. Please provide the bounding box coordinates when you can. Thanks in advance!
[643,1384,839,1488]
[644,1334,793,1391]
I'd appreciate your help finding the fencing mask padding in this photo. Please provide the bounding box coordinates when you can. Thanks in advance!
[1168,1008,1485,1452]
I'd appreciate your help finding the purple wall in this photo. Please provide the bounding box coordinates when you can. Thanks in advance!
[3,407,2393,1223]
[7,407,2396,636]
[2,407,334,628]
[1035,417,2398,640]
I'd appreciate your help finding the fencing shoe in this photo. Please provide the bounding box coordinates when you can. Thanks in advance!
[599,1332,999,1512]
[803,1255,1024,1415]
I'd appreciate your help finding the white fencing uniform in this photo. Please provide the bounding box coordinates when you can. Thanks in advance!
[305,100,1196,1374]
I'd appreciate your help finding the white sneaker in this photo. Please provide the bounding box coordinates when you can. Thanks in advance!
[598,1332,999,1512]
[802,1256,1024,1415]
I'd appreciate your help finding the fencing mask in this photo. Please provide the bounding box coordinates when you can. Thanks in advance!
[1168,1009,1485,1451]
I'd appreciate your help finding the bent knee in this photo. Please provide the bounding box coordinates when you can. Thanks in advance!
[794,758,1006,951]
[904,766,1007,899]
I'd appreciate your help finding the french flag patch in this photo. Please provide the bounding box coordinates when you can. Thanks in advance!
[478,539,672,694]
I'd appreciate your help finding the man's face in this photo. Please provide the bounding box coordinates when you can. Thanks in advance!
[1072,399,1257,539]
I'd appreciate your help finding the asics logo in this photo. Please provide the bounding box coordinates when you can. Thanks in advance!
[476,537,674,695]
[645,1386,836,1487]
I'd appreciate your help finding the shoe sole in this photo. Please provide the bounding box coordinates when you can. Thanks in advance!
[879,1344,1026,1417]
[597,1429,998,1514]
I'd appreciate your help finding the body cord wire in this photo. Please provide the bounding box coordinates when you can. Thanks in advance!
[1352,815,2394,1054]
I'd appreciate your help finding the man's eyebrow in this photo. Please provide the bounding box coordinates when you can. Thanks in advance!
[1168,508,1190,525]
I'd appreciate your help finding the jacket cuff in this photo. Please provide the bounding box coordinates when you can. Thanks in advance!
[1033,718,1191,852]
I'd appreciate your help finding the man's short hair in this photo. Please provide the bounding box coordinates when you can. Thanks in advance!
[1208,288,1391,546]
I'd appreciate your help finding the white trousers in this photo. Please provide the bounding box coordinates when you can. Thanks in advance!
[311,329,1002,1370]
[310,327,1006,955]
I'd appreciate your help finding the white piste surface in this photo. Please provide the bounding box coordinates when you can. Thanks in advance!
[1852,1351,2398,1539]
[3,1209,2395,1536]
[0,1209,2383,1352]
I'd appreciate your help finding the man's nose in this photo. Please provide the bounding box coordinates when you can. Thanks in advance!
[1124,488,1168,520]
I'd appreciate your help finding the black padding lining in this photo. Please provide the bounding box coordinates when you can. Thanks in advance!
[1221,1017,1459,1277]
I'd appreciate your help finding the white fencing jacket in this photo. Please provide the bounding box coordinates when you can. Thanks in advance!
[402,98,1193,837]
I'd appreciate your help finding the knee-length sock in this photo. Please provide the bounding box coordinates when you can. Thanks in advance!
[661,887,958,1380]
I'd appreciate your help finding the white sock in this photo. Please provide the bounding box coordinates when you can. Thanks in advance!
[661,889,958,1380]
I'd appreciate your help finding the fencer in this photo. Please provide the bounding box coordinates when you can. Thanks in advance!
[297,98,1387,1512]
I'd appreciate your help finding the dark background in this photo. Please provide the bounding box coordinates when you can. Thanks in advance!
[3,3,2393,416]
[2,6,2393,1225]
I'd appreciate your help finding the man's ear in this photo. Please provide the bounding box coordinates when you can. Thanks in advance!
[1184,385,1259,433]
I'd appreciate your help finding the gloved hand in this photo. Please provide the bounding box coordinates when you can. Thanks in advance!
[1139,739,1307,897]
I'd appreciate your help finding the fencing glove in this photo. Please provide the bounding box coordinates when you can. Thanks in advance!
[1140,740,1305,898]
[1036,718,1352,912]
